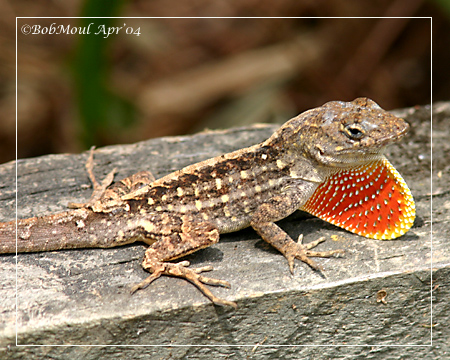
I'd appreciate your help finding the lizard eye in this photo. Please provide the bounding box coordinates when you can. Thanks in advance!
[343,124,365,140]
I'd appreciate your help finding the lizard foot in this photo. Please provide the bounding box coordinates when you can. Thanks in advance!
[131,260,237,308]
[285,235,345,274]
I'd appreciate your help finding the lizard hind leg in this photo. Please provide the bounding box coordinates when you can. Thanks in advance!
[68,146,117,209]
[132,221,237,308]
[69,146,155,209]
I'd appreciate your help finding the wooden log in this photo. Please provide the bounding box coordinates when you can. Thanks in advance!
[0,103,447,359]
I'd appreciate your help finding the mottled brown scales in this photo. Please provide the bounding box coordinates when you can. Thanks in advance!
[0,98,414,308]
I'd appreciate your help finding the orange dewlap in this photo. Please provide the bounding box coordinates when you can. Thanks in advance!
[300,158,415,240]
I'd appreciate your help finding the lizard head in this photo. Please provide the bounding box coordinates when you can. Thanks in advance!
[287,98,415,240]
[287,97,410,168]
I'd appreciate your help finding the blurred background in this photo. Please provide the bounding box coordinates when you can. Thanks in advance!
[1,0,446,163]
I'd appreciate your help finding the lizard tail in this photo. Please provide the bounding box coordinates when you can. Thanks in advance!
[0,208,120,253]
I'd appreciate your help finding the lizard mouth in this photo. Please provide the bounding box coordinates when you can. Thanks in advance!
[315,145,385,166]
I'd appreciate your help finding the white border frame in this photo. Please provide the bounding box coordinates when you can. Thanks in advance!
[14,16,433,349]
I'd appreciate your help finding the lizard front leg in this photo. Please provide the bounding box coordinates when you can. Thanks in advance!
[132,218,237,308]
[250,189,344,274]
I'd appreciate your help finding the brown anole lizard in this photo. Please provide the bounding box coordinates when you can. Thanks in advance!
[0,98,415,308]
